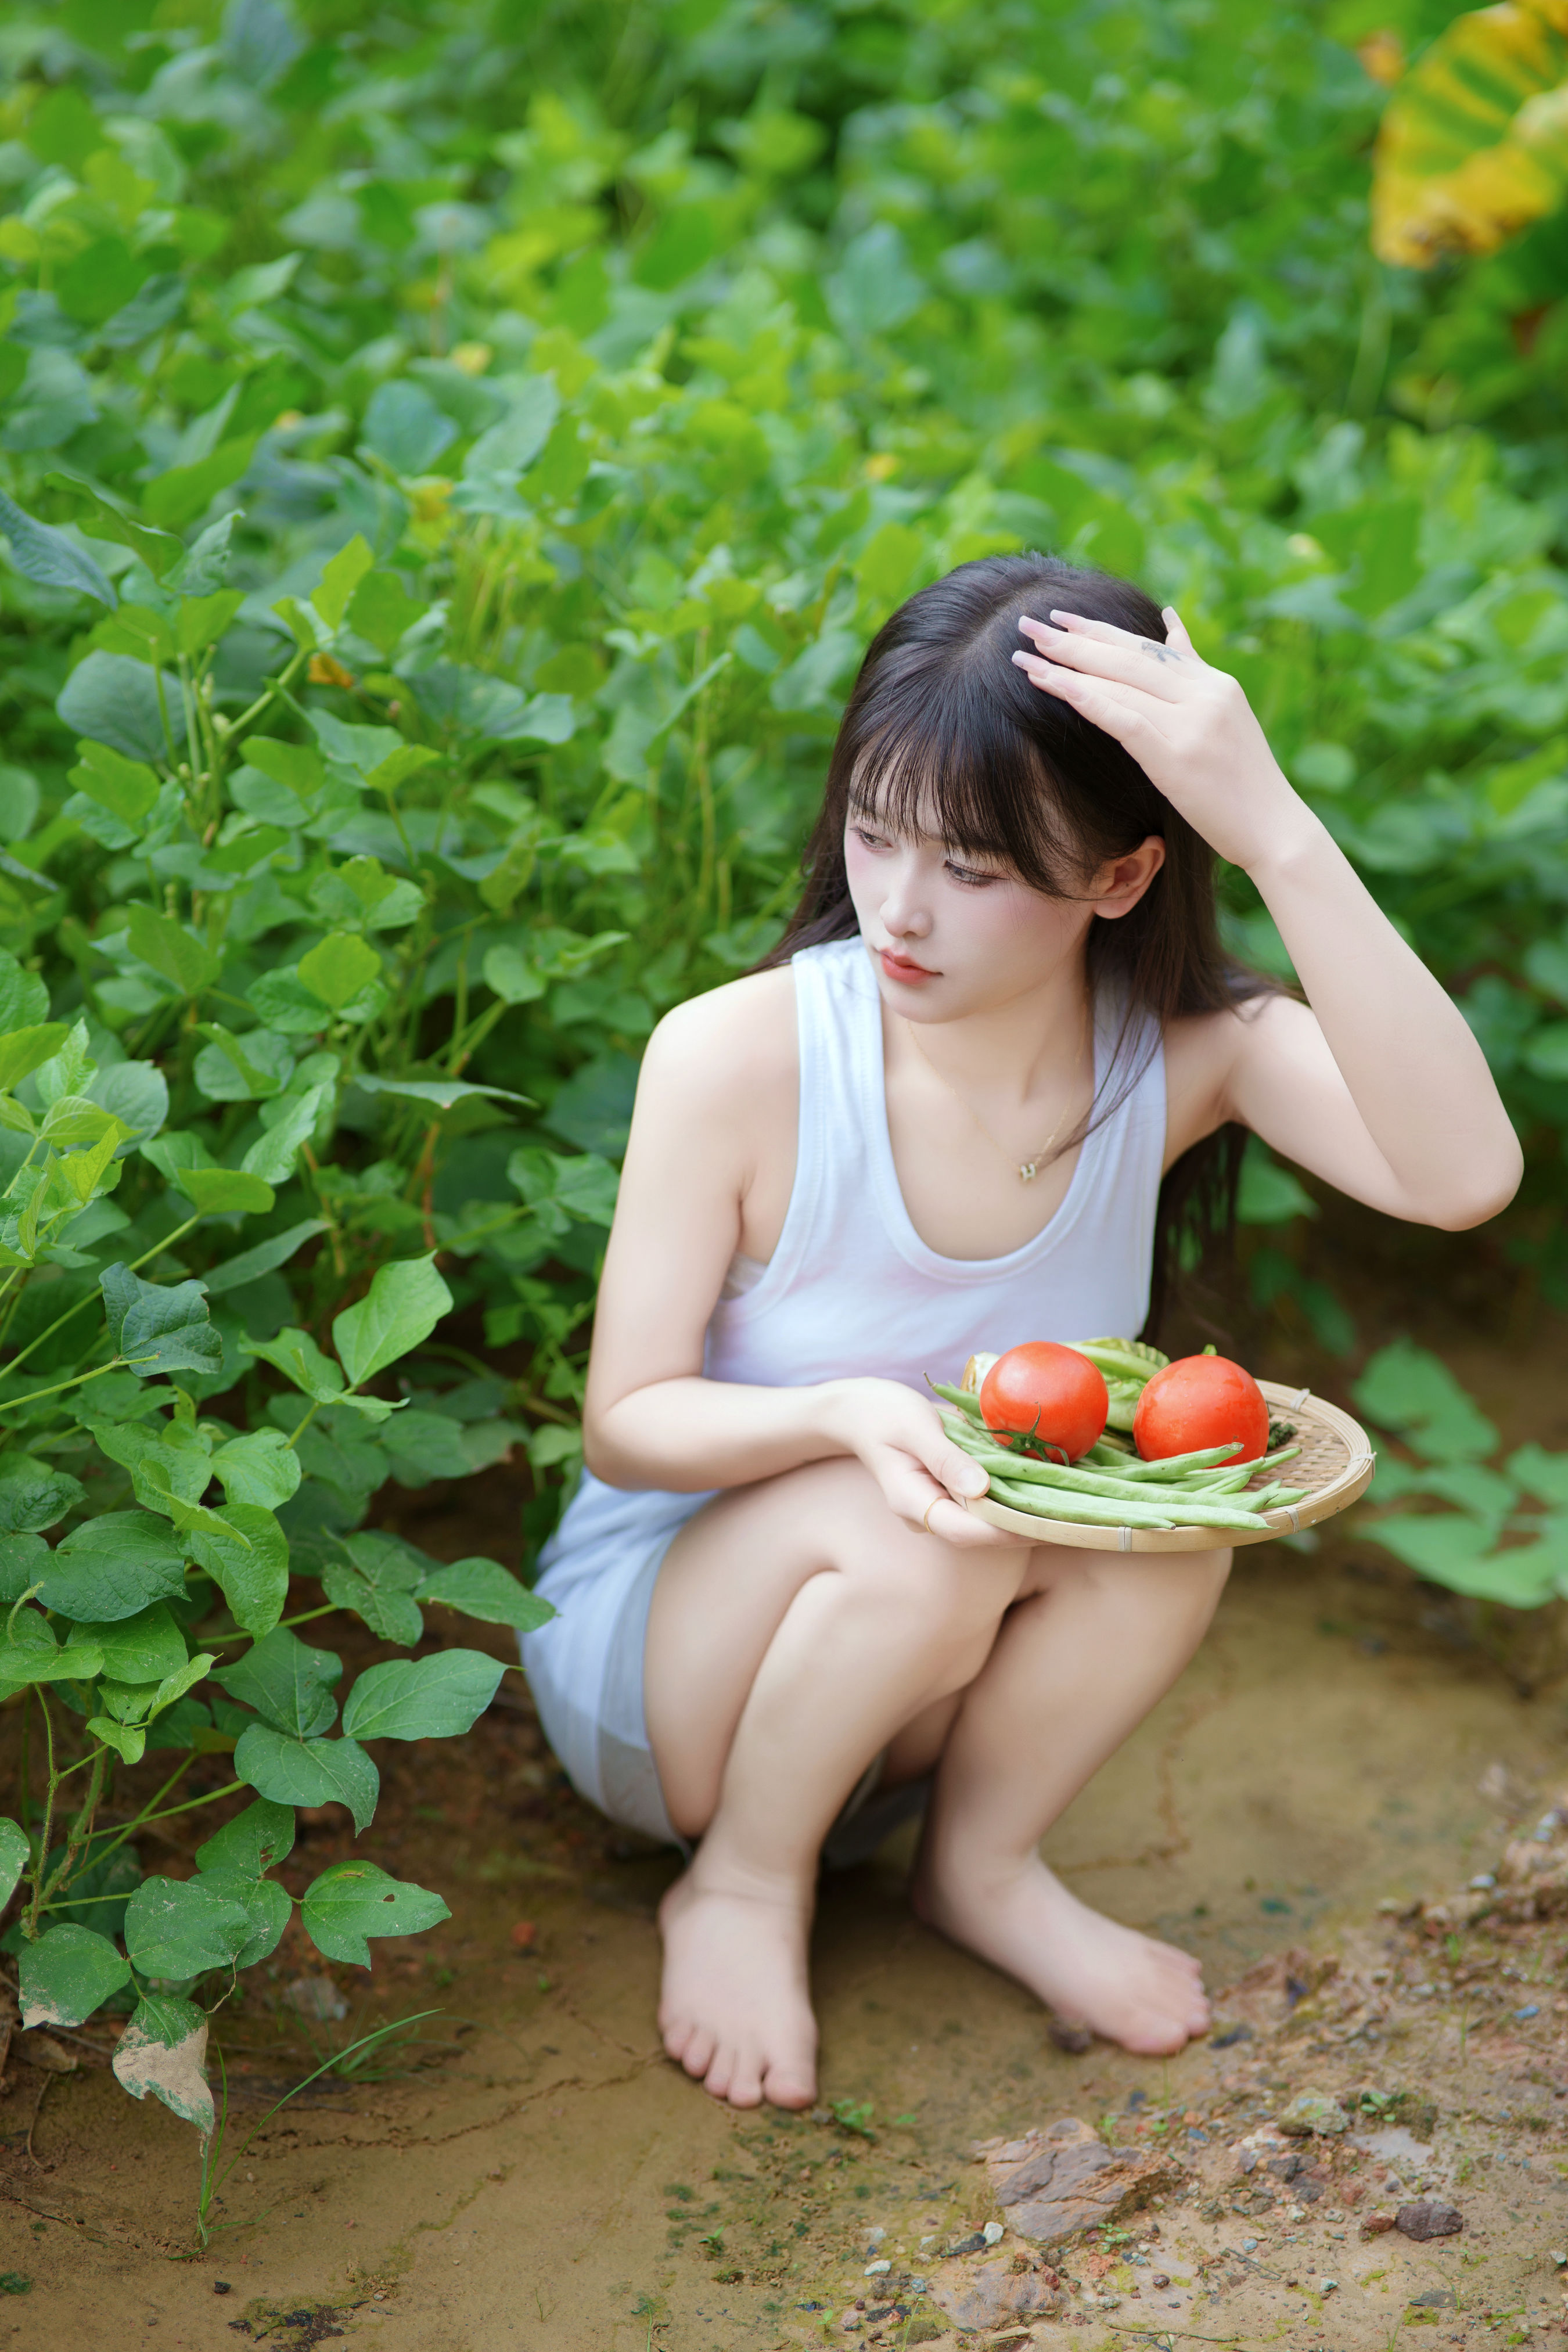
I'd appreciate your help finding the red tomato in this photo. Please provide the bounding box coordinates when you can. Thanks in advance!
[1133,1354,1269,1465]
[979,1343,1109,1463]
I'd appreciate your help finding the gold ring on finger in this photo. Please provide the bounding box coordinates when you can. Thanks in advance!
[923,1496,941,1535]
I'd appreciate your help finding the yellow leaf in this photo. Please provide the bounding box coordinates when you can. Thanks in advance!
[1372,1,1568,267]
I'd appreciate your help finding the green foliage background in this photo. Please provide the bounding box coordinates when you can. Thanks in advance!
[3,0,1568,2125]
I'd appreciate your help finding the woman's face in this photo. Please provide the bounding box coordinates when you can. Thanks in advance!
[843,798,1164,1023]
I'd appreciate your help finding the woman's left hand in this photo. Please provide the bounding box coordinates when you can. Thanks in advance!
[1012,607,1309,875]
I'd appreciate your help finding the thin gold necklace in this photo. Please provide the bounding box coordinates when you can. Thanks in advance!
[901,996,1092,1185]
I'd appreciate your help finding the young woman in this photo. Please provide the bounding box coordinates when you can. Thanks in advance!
[520,555,1520,2110]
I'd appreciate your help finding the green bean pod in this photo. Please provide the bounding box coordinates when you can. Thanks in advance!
[987,1477,1271,1534]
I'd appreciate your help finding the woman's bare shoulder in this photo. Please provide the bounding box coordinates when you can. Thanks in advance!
[638,965,799,1112]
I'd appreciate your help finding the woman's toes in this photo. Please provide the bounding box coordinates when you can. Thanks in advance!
[763,2059,816,2110]
[680,2026,718,2081]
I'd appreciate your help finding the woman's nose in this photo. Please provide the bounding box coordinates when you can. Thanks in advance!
[880,871,932,938]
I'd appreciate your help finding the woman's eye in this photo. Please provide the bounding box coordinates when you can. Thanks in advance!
[853,825,890,851]
[947,861,1001,887]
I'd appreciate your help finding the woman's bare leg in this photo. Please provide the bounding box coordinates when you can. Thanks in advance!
[913,1547,1231,2051]
[644,1456,1034,2109]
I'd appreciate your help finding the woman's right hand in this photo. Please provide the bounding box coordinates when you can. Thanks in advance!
[820,1377,1026,1548]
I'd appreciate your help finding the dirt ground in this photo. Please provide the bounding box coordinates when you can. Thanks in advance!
[5,1221,1568,2352]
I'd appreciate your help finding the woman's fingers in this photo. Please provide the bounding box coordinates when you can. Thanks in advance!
[1012,653,1165,750]
[923,1494,1022,1548]
[1016,612,1197,704]
[1162,606,1196,656]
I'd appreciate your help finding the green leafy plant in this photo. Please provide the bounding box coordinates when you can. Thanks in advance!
[1354,1339,1568,1606]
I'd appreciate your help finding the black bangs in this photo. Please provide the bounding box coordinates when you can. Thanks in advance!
[757,549,1281,1342]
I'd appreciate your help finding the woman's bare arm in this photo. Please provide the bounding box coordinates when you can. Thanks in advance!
[1014,609,1523,1229]
[580,969,1001,1540]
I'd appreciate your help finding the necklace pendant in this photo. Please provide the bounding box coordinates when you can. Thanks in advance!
[1019,1159,1038,1184]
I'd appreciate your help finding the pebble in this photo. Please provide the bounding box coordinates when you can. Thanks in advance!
[213,2283,231,2297]
[509,1921,538,1951]
[1321,2278,1339,2294]
[982,2222,1005,2246]
[864,2260,891,2276]
[1241,2239,1257,2255]
[1397,2200,1463,2242]
[1279,2091,1350,2138]
[1515,2004,1541,2020]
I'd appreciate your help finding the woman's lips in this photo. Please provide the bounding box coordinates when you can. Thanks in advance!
[880,948,937,983]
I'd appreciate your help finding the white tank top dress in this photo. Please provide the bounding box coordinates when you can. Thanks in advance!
[519,935,1167,1846]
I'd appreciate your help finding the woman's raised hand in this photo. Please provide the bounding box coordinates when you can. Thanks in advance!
[1012,608,1308,876]
[828,1378,1023,1549]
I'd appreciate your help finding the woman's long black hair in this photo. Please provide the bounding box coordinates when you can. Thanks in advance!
[756,552,1276,1340]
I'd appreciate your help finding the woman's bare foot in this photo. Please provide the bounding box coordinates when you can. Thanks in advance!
[912,1849,1210,2055]
[657,1861,818,2109]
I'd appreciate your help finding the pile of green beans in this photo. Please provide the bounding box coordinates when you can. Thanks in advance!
[929,1382,1308,1535]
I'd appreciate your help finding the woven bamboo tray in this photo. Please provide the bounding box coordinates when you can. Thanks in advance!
[965,1379,1376,1553]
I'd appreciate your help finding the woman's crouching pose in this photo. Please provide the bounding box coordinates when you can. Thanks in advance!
[521,554,1521,2110]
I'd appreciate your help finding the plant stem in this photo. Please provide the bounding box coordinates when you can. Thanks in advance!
[0,1358,130,1417]
[24,1691,57,1937]
[36,1744,109,1911]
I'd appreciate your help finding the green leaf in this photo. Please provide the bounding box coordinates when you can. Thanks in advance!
[177,1167,276,1217]
[340,1648,506,1742]
[507,1146,618,1233]
[46,474,184,581]
[0,1533,48,1603]
[57,652,169,764]
[245,738,325,798]
[297,933,380,1010]
[57,235,148,327]
[38,1512,188,1621]
[354,1074,531,1110]
[361,382,459,479]
[321,1563,423,1647]
[242,1325,344,1402]
[100,1264,222,1379]
[69,743,158,825]
[1237,1141,1319,1226]
[415,1557,557,1632]
[142,437,256,533]
[19,1924,132,2029]
[212,1624,340,1738]
[124,1874,253,1977]
[195,1867,292,1968]
[333,1253,452,1389]
[300,1860,449,1967]
[482,944,546,1005]
[125,905,218,998]
[381,1408,473,1484]
[192,1025,293,1103]
[120,1991,204,2052]
[245,968,336,1034]
[63,1601,187,1684]
[0,954,48,1035]
[203,1218,326,1299]
[112,1999,213,2132]
[189,1506,290,1639]
[240,1081,332,1185]
[208,1430,301,1511]
[88,1714,146,1765]
[312,535,376,631]
[0,1026,70,1093]
[347,569,426,656]
[233,1725,379,1833]
[1351,1340,1499,1462]
[0,1459,84,1534]
[177,590,244,657]
[196,1797,296,1877]
[0,1817,27,1909]
[0,1609,103,1686]
[0,489,116,608]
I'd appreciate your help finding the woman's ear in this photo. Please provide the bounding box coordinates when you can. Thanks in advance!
[1087,835,1166,920]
